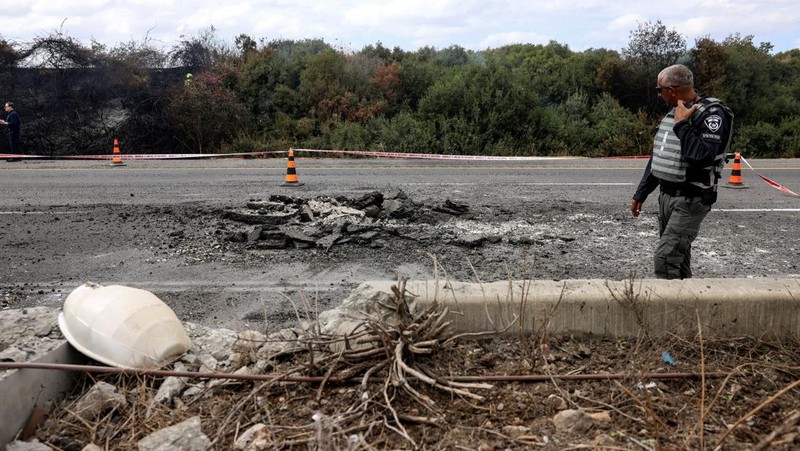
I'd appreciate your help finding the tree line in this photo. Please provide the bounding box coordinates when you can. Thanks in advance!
[1,22,798,157]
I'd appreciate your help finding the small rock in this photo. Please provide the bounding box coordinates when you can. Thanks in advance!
[34,323,53,337]
[546,394,568,410]
[73,381,127,421]
[299,204,315,222]
[154,363,189,404]
[234,423,270,450]
[352,191,384,209]
[138,416,211,451]
[381,199,404,217]
[5,439,52,451]
[363,205,381,218]
[553,409,594,434]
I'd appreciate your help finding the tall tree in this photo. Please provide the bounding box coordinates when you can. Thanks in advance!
[0,38,24,69]
[169,26,234,70]
[299,50,348,115]
[689,38,729,97]
[620,21,687,117]
[166,72,249,153]
[234,34,257,60]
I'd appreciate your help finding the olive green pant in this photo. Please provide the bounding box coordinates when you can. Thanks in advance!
[655,192,712,279]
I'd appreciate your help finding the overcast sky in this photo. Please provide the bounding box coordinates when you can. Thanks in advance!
[2,1,798,54]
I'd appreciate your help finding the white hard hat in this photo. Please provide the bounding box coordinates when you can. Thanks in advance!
[58,283,191,369]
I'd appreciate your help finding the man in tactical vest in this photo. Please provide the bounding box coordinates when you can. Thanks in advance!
[631,64,734,279]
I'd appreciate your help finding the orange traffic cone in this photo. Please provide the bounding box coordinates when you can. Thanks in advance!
[722,152,747,189]
[281,148,303,186]
[110,139,126,167]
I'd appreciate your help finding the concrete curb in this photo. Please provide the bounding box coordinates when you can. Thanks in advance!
[358,278,800,338]
[1,341,86,447]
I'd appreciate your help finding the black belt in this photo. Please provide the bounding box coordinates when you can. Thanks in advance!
[661,189,703,203]
[660,185,698,197]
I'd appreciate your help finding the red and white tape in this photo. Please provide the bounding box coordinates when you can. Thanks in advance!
[739,156,799,198]
[4,148,575,161]
[291,148,575,160]
[3,151,283,160]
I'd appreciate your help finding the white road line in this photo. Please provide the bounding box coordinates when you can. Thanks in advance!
[0,211,91,215]
[402,182,635,186]
[520,183,634,186]
[715,209,800,212]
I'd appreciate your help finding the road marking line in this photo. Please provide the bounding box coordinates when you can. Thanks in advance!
[402,182,635,186]
[716,209,800,212]
[0,211,91,215]
[519,182,634,185]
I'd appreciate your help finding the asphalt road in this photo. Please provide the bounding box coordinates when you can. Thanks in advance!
[2,156,799,210]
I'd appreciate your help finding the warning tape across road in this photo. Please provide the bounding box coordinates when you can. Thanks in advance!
[739,155,800,198]
[291,148,577,160]
[3,148,579,161]
[1,151,283,160]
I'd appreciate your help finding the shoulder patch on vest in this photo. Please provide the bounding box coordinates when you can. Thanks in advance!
[704,115,722,132]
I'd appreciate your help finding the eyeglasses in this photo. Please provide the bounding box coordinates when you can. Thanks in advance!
[655,85,677,93]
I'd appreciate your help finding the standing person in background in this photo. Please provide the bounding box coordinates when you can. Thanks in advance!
[630,64,734,279]
[1,101,22,162]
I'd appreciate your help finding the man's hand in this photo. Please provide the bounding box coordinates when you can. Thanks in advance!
[674,99,699,123]
[631,199,643,218]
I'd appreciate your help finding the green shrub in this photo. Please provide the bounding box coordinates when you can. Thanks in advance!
[221,132,266,154]
[736,121,779,157]
[776,116,800,158]
[588,94,651,157]
[327,120,373,151]
[371,112,437,154]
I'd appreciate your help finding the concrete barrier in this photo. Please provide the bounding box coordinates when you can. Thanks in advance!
[356,278,800,338]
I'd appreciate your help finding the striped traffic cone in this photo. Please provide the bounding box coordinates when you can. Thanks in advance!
[281,148,303,186]
[110,139,126,167]
[722,152,747,189]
